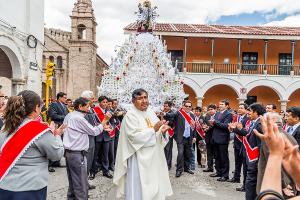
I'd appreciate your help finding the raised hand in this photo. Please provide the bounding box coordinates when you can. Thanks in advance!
[253,115,285,157]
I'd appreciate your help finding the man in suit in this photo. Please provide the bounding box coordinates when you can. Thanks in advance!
[286,107,300,145]
[194,106,206,168]
[47,92,69,171]
[209,100,233,182]
[48,92,69,127]
[233,103,265,200]
[228,103,249,184]
[203,104,217,173]
[162,101,176,170]
[90,96,114,179]
[107,98,116,172]
[166,100,197,178]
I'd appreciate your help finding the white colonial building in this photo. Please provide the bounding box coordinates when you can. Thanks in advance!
[0,0,44,96]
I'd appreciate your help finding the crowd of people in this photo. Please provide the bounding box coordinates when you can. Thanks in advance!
[0,86,300,200]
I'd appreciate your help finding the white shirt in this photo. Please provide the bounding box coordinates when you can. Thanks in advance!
[289,122,300,135]
[63,111,103,151]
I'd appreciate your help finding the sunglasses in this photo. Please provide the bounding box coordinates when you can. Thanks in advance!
[184,105,192,108]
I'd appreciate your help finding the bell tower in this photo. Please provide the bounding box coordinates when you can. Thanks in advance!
[68,0,97,98]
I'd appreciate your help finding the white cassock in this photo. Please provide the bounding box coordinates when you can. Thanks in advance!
[113,106,173,200]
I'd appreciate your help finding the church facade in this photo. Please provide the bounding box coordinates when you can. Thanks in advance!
[42,0,108,100]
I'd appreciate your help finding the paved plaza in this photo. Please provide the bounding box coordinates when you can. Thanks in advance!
[48,143,244,200]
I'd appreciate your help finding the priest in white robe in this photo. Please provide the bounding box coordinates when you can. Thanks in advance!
[113,88,173,200]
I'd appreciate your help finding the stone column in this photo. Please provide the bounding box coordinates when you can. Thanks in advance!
[196,97,204,107]
[12,79,26,95]
[279,100,289,112]
[237,97,247,104]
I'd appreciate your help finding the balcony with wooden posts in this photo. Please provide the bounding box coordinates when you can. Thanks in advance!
[176,61,300,76]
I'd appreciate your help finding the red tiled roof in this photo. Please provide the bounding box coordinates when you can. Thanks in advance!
[124,23,300,36]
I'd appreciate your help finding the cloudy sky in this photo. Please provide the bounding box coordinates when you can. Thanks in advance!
[44,0,300,64]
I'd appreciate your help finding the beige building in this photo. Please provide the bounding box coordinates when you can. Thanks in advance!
[42,0,108,100]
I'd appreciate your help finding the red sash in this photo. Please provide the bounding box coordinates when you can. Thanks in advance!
[167,128,175,138]
[243,135,259,162]
[93,106,115,138]
[116,122,121,131]
[0,121,50,182]
[178,108,195,131]
[195,118,205,140]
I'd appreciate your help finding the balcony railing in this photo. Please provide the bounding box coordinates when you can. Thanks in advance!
[175,62,300,76]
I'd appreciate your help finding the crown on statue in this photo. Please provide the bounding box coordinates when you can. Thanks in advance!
[136,0,158,33]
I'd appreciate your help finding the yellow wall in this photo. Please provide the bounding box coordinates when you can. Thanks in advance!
[183,84,196,106]
[164,36,300,65]
[288,89,300,107]
[247,86,280,109]
[202,85,239,110]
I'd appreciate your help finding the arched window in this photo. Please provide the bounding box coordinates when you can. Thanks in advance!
[77,24,87,40]
[57,56,63,68]
[49,56,54,62]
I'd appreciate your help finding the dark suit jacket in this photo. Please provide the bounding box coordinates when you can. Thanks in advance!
[292,125,300,145]
[233,115,249,150]
[48,102,68,126]
[96,109,114,142]
[204,114,214,145]
[212,110,233,145]
[166,110,197,144]
[85,109,101,148]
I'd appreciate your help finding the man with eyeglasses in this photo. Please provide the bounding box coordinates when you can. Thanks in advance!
[165,100,197,178]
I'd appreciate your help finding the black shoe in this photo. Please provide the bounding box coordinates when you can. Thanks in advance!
[48,167,55,173]
[209,173,222,177]
[88,184,96,190]
[227,178,240,183]
[217,177,229,182]
[175,171,182,178]
[236,186,245,192]
[89,173,95,180]
[103,172,113,179]
[184,169,194,174]
[203,168,213,172]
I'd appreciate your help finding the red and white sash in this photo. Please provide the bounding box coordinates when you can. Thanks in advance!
[93,106,115,138]
[195,117,205,140]
[0,121,50,182]
[243,135,259,162]
[178,108,195,131]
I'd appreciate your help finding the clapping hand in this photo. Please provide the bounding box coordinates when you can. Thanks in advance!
[50,122,66,136]
[104,124,113,132]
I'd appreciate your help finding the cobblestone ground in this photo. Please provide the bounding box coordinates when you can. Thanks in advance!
[48,142,244,200]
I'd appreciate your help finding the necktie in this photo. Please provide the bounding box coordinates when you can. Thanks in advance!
[287,127,294,134]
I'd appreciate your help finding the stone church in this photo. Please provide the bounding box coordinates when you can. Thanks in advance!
[42,0,108,100]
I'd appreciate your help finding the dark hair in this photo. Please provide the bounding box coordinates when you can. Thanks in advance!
[286,107,300,119]
[195,106,202,112]
[98,95,108,103]
[249,103,266,116]
[220,99,230,106]
[74,97,89,110]
[239,103,248,110]
[132,88,148,100]
[66,98,72,102]
[57,92,66,100]
[164,101,173,107]
[3,90,41,136]
[207,104,217,110]
[183,100,192,106]
[267,104,277,110]
[107,98,113,103]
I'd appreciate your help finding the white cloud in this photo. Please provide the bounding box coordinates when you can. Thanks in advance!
[265,14,300,26]
[44,0,300,63]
